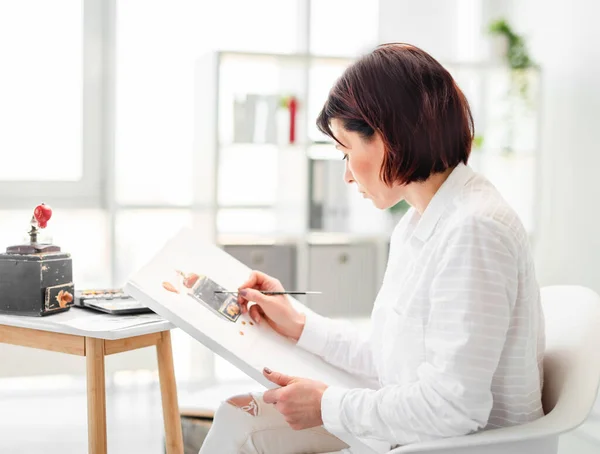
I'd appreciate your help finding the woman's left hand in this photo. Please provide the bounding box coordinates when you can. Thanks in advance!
[262,368,328,430]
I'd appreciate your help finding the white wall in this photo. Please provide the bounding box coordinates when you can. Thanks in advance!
[508,0,600,291]
[378,0,462,60]
[378,0,600,293]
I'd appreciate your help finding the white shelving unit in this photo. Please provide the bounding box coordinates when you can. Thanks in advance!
[194,51,353,238]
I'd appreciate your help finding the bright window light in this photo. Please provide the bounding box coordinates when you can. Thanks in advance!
[0,1,82,181]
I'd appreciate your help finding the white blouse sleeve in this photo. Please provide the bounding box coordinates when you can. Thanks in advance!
[320,217,518,445]
[297,310,378,381]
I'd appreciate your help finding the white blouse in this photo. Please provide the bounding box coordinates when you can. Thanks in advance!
[297,163,545,450]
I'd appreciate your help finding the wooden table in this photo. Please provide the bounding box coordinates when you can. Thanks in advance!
[0,308,184,454]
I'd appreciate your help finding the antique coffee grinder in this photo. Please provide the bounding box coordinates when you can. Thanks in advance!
[0,203,75,316]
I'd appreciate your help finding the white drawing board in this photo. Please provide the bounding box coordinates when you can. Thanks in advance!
[125,227,372,390]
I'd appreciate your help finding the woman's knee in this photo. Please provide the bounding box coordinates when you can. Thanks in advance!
[225,393,260,416]
[212,393,260,428]
[200,394,260,454]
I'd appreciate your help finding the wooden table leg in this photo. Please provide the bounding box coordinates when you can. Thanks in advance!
[156,331,184,454]
[86,337,107,454]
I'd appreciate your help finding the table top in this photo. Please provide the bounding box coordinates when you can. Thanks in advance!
[0,306,175,340]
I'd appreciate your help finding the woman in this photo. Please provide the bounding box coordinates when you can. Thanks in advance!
[199,43,545,454]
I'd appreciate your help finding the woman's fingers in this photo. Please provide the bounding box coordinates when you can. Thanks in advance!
[240,288,274,307]
[238,270,284,293]
[239,270,266,290]
[248,304,262,324]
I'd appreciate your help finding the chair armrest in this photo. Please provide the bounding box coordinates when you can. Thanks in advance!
[387,409,580,453]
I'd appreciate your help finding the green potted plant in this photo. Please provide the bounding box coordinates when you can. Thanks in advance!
[488,18,533,99]
[488,18,536,155]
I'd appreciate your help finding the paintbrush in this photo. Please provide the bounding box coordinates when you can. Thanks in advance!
[214,290,321,296]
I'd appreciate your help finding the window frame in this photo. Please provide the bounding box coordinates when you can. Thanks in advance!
[0,0,111,210]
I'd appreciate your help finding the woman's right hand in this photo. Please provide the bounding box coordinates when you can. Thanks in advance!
[237,270,306,342]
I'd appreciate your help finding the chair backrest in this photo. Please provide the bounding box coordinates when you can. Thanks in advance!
[386,286,600,454]
[540,285,600,430]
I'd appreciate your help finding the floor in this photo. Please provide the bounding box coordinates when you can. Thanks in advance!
[0,378,598,454]
[0,377,260,454]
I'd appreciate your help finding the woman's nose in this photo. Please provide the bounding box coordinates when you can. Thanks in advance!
[344,162,354,184]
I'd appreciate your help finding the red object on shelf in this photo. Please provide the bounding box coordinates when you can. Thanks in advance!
[288,96,298,144]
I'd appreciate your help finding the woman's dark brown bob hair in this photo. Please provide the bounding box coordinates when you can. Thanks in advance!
[317,43,474,186]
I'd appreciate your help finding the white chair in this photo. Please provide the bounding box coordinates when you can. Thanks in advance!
[383,285,600,454]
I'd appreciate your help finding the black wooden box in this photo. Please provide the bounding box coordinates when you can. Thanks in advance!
[0,252,75,316]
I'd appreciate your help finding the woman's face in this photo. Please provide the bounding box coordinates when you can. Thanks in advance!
[330,118,404,209]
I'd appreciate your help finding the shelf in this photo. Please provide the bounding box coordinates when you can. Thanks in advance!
[306,231,390,245]
[215,231,390,246]
[217,204,275,210]
[217,233,295,246]
[217,142,300,151]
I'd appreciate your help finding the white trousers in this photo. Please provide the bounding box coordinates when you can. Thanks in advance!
[198,392,350,454]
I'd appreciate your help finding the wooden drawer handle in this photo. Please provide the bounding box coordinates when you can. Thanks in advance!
[338,253,349,264]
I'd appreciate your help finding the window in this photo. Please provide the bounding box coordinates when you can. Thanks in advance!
[0,1,82,181]
[0,0,102,207]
